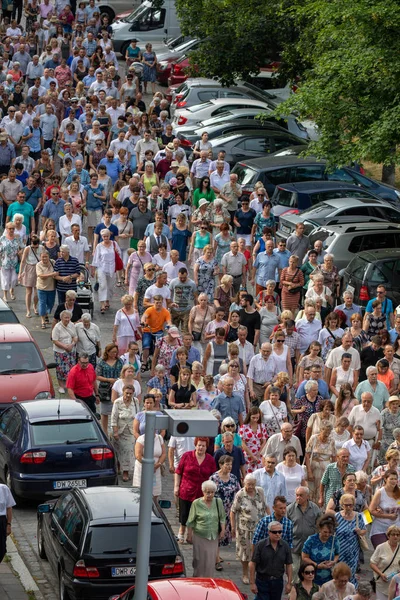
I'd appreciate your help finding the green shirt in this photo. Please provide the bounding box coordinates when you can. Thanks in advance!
[7,201,34,234]
[186,497,225,540]
[192,188,216,209]
[321,462,355,505]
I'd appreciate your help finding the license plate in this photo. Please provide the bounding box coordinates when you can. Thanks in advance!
[346,285,355,295]
[281,225,290,234]
[111,566,150,577]
[53,479,87,489]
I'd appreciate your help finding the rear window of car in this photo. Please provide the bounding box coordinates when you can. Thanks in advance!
[299,202,333,218]
[309,229,338,248]
[0,341,44,374]
[348,232,400,253]
[273,189,296,208]
[30,420,100,446]
[346,255,370,279]
[232,164,257,185]
[86,523,174,554]
[0,309,19,324]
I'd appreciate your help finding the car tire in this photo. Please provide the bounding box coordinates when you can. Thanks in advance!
[37,522,47,560]
[59,568,71,600]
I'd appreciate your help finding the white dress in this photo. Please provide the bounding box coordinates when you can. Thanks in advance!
[275,462,304,503]
[370,487,400,537]
[259,400,287,435]
[132,434,163,497]
[272,345,289,374]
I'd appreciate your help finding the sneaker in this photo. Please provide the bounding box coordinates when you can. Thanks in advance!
[58,387,65,394]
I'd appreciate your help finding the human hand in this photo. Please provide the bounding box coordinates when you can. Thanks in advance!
[169,466,175,474]
[250,584,257,595]
[174,486,179,496]
[285,583,291,595]
[318,497,324,508]
[186,533,193,544]
[381,574,389,582]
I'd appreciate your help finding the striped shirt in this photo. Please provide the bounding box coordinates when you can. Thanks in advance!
[54,256,80,293]
[253,513,293,547]
[247,353,278,385]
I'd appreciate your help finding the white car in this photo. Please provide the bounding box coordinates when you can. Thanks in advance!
[172,98,274,128]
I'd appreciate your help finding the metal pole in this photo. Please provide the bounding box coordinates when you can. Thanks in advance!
[134,410,156,600]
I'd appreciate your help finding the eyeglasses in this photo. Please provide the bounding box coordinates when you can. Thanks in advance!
[342,503,354,507]
[377,291,385,294]
[230,365,239,368]
[276,339,285,343]
[304,570,315,575]
[225,424,235,427]
[147,268,155,272]
[257,194,264,197]
[270,530,282,535]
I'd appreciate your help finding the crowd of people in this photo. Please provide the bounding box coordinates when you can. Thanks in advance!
[1,4,400,600]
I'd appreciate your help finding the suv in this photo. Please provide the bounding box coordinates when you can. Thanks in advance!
[37,486,184,600]
[231,156,400,203]
[298,223,400,270]
[276,197,400,237]
[271,181,381,217]
[341,249,400,309]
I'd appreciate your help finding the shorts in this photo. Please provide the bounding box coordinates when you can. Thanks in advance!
[142,330,163,349]
[100,401,112,416]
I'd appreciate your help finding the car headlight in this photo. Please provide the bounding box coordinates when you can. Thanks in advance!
[35,391,52,399]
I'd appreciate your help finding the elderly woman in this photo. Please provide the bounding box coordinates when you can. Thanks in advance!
[186,480,226,577]
[335,494,367,584]
[312,253,340,295]
[18,233,44,317]
[189,293,215,356]
[214,417,243,450]
[96,343,123,434]
[210,455,241,569]
[231,474,268,584]
[259,295,281,343]
[194,244,218,301]
[292,380,323,453]
[372,525,400,600]
[342,426,371,472]
[111,384,140,481]
[363,301,387,340]
[91,228,121,313]
[305,273,334,320]
[112,294,141,355]
[175,437,217,543]
[306,400,335,442]
[276,446,307,503]
[111,363,142,405]
[0,221,24,303]
[52,289,83,326]
[280,254,304,313]
[214,274,235,320]
[51,310,78,394]
[58,202,82,243]
[259,385,288,436]
[372,449,400,489]
[141,161,159,194]
[35,251,57,329]
[147,364,171,406]
[320,563,355,600]
[133,424,166,501]
[210,200,230,238]
[75,314,101,367]
[326,472,368,515]
[302,515,340,586]
[380,397,400,462]
[125,242,153,297]
[305,421,336,502]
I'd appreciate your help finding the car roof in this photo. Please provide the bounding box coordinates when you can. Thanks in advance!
[313,222,400,233]
[207,98,270,108]
[209,128,292,145]
[236,155,326,168]
[148,578,243,600]
[276,181,371,193]
[19,398,92,422]
[349,248,400,262]
[194,119,280,134]
[303,197,389,209]
[76,486,163,524]
[0,323,34,342]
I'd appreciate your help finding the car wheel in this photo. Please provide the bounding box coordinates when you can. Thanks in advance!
[59,568,71,600]
[37,522,47,560]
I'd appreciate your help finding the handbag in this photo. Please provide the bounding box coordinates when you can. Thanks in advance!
[370,542,399,592]
[98,381,112,403]
[356,513,369,551]
[122,309,141,341]
[82,327,101,357]
[288,268,302,294]
[113,242,124,272]
[192,307,208,342]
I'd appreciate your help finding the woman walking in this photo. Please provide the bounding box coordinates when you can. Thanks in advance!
[91,229,121,314]
[113,295,141,355]
[18,233,44,317]
[0,221,24,302]
[335,493,367,584]
[36,251,56,329]
[96,343,123,434]
[142,43,157,95]
[111,384,140,481]
[280,254,304,313]
[51,311,78,394]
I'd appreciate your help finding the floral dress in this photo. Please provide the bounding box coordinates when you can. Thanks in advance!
[214,232,233,263]
[135,275,156,316]
[0,235,24,270]
[239,423,268,472]
[306,433,336,502]
[231,487,267,561]
[154,335,182,373]
[210,472,241,546]
[254,212,276,240]
[196,256,218,301]
[142,51,157,83]
[335,511,361,585]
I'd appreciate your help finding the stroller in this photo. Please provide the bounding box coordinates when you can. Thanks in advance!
[76,265,94,317]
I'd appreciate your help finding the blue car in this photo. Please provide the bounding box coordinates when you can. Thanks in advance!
[0,399,117,502]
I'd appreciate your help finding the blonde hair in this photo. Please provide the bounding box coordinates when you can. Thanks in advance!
[121,294,134,305]
[203,244,213,254]
[276,372,289,387]
[221,274,233,286]
[121,364,135,378]
[149,387,162,397]
[340,493,355,508]
[280,310,293,321]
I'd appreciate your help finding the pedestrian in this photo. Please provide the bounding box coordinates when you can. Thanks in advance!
[52,310,78,394]
[66,353,98,413]
[111,384,140,482]
[18,232,44,317]
[0,483,15,563]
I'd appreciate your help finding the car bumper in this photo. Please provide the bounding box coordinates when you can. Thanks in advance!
[67,574,186,600]
[12,470,117,498]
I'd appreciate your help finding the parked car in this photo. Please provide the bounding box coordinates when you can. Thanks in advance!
[156,39,200,84]
[0,298,19,323]
[231,156,400,203]
[276,197,400,236]
[110,578,247,600]
[0,324,54,407]
[290,222,400,270]
[0,399,117,501]
[340,248,400,309]
[37,486,184,600]
[167,55,191,87]
[271,181,381,217]
[207,128,306,167]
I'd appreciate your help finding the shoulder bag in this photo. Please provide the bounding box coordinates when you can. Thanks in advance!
[82,327,101,357]
[113,241,124,272]
[370,543,399,592]
[288,268,302,294]
[215,497,222,534]
[121,308,141,341]
[356,512,369,551]
[192,306,208,342]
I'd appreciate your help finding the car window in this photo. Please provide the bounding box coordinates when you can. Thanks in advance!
[0,407,14,435]
[326,169,356,184]
[219,91,244,98]
[272,137,297,151]
[0,341,44,374]
[349,232,398,253]
[3,409,21,442]
[347,256,370,279]
[339,207,373,217]
[231,164,257,185]
[30,420,99,446]
[273,189,297,208]
[369,262,394,284]
[85,523,174,554]
[64,501,84,547]
[197,91,218,102]
[0,309,19,324]
[264,167,291,186]
[53,493,74,530]
[187,102,213,114]
[373,207,400,224]
[394,260,400,277]
[309,229,338,248]
[350,171,375,188]
[236,138,272,153]
[292,165,324,183]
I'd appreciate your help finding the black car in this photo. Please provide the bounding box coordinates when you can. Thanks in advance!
[231,156,400,202]
[340,248,400,309]
[37,486,184,600]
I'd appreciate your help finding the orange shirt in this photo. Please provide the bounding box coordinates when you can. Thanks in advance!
[143,306,171,333]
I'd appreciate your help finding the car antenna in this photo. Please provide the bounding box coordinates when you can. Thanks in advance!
[124,509,126,520]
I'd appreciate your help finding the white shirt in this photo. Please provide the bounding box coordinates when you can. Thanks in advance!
[348,404,381,440]
[144,283,171,308]
[60,117,83,135]
[0,483,15,515]
[263,432,303,462]
[106,106,125,125]
[162,260,186,284]
[325,346,361,371]
[247,353,278,385]
[210,170,230,192]
[342,438,371,471]
[59,214,82,244]
[152,252,170,270]
[109,139,130,157]
[75,322,101,355]
[233,339,255,365]
[252,468,287,509]
[168,436,196,469]
[64,235,90,264]
[249,198,264,214]
[296,317,322,354]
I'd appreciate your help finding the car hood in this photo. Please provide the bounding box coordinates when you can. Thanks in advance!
[0,371,54,403]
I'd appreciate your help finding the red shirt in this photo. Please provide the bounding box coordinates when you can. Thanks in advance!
[66,363,96,397]
[176,450,216,502]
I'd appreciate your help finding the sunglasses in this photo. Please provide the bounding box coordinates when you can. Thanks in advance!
[304,570,315,575]
[270,530,283,535]
[147,268,155,272]
[225,424,235,427]
[276,339,285,343]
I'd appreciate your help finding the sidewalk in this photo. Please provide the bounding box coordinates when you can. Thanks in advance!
[0,536,42,600]
[0,562,31,600]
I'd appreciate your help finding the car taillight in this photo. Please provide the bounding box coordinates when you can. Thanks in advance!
[90,447,114,460]
[73,560,99,578]
[177,116,187,125]
[359,285,370,301]
[180,138,192,147]
[161,556,184,575]
[173,93,184,104]
[280,209,299,216]
[176,100,187,108]
[20,451,46,464]
[174,64,183,74]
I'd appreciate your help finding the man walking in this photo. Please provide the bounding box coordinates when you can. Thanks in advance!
[169,268,197,333]
[221,240,247,294]
[287,486,321,578]
[66,353,98,413]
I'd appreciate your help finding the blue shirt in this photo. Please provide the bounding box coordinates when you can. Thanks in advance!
[82,74,96,89]
[252,513,293,547]
[23,125,42,152]
[336,302,362,327]
[66,168,90,186]
[273,247,291,281]
[16,171,29,186]
[235,208,256,235]
[253,251,281,286]
[99,157,123,185]
[170,346,201,368]
[214,446,246,481]
[390,328,400,343]
[295,378,330,399]
[366,296,393,328]
[212,392,245,424]
[41,199,66,230]
[94,223,119,243]
[84,184,104,211]
[252,468,288,510]
[144,222,171,240]
[302,533,340,585]
[22,185,42,210]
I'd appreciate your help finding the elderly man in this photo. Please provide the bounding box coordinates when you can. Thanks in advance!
[26,55,44,87]
[234,325,255,367]
[247,343,278,405]
[213,377,245,426]
[0,168,22,227]
[214,432,246,482]
[41,187,66,230]
[348,391,382,448]
[263,423,303,463]
[287,487,321,579]
[252,240,281,296]
[383,344,400,390]
[250,519,293,600]
[252,456,287,514]
[286,222,310,263]
[336,290,362,327]
[210,160,230,194]
[75,314,101,367]
[64,224,90,265]
[6,111,25,153]
[190,150,211,188]
[220,172,242,226]
[135,129,159,165]
[320,448,355,507]
[66,353,98,413]
[355,365,389,410]
[342,426,372,472]
[99,151,124,185]
[53,246,80,304]
[66,159,90,186]
[221,241,247,294]
[129,197,153,249]
[295,305,322,354]
[0,133,16,176]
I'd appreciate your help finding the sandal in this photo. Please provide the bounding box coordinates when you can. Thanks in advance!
[215,562,223,571]
[242,576,249,585]
[116,282,122,287]
[10,294,15,301]
[45,315,49,323]
[26,312,31,318]
[100,308,105,314]
[41,323,46,329]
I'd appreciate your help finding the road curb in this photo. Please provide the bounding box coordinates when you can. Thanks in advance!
[7,536,43,599]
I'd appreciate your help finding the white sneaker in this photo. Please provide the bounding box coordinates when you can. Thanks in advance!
[58,387,65,394]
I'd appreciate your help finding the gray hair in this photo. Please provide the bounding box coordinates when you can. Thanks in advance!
[244,473,257,484]
[222,431,234,441]
[81,313,91,322]
[355,470,369,483]
[145,161,154,169]
[268,520,282,531]
[313,273,324,282]
[366,365,378,375]
[201,480,217,492]
[222,416,235,427]
[59,310,71,319]
[342,290,354,300]
[219,363,229,375]
[305,380,318,392]
[60,244,70,253]
[66,290,77,299]
[266,279,276,287]
[357,583,372,598]
[100,229,111,237]
[154,364,166,373]
[296,486,310,495]
[12,213,24,222]
[393,428,400,440]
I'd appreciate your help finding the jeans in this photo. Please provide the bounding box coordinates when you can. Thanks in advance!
[57,290,67,304]
[255,576,283,600]
[37,289,56,317]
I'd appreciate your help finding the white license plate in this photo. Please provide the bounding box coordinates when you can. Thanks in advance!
[53,479,87,489]
[346,285,355,295]
[111,566,150,577]
[281,225,290,234]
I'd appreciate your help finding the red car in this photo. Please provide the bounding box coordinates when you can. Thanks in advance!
[110,578,248,600]
[167,56,192,87]
[0,324,55,407]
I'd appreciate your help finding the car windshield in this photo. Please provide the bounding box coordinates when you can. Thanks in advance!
[30,420,99,446]
[86,523,173,554]
[232,164,257,185]
[0,310,19,324]
[0,341,44,374]
[273,189,296,207]
[123,4,151,23]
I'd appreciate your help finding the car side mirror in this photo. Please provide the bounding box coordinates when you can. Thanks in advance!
[159,500,171,509]
[38,504,52,513]
[46,362,57,369]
